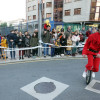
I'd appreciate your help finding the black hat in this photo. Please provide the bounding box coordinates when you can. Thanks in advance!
[61,28,64,32]
[98,24,100,29]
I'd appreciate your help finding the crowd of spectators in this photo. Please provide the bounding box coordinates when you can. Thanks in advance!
[0,25,98,60]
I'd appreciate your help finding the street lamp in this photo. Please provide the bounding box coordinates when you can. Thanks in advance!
[38,0,42,57]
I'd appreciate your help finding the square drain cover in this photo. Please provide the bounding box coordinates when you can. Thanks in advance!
[20,77,69,100]
[85,79,100,94]
[92,82,100,90]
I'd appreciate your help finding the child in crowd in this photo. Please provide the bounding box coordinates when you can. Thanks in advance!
[50,35,56,57]
[55,38,61,57]
[66,35,72,55]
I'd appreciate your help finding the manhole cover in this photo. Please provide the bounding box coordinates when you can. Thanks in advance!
[34,82,56,94]
[92,82,100,90]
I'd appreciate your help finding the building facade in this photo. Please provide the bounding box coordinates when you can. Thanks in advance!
[26,0,100,31]
[26,0,38,22]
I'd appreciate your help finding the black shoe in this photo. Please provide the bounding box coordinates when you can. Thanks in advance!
[22,56,24,59]
[28,56,31,58]
[44,56,46,58]
[19,56,21,60]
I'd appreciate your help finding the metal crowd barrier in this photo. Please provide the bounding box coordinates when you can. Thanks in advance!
[0,42,85,63]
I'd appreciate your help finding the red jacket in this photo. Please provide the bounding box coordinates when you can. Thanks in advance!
[82,32,100,55]
[44,24,47,30]
[86,31,91,37]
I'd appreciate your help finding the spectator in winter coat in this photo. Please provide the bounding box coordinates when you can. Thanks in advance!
[30,32,38,57]
[0,33,2,58]
[86,28,91,38]
[18,32,25,60]
[25,33,31,58]
[8,30,18,59]
[60,35,66,55]
[79,32,84,42]
[66,35,72,55]
[64,26,72,40]
[51,28,58,40]
[0,35,8,59]
[72,31,80,56]
[42,25,51,57]
[55,38,61,56]
[50,35,56,57]
[80,27,86,41]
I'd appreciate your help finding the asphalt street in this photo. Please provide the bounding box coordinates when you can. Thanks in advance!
[0,59,100,100]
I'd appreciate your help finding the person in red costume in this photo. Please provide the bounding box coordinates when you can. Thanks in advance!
[82,25,100,78]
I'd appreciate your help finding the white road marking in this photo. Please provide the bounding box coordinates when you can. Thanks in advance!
[85,79,100,94]
[20,77,69,100]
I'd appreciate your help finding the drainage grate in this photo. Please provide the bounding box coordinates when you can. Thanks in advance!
[92,82,100,90]
[34,82,56,94]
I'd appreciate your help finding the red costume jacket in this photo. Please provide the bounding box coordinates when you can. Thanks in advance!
[82,32,100,56]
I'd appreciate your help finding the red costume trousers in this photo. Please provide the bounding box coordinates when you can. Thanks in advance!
[86,55,100,72]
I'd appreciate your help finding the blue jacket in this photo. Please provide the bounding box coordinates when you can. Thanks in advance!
[0,36,2,43]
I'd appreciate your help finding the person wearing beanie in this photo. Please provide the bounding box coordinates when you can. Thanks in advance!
[82,24,100,78]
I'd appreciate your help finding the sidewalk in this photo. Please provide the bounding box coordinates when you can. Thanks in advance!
[0,52,84,64]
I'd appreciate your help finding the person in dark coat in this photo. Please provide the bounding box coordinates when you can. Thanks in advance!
[7,30,18,59]
[64,26,72,40]
[86,28,91,38]
[24,32,31,58]
[30,32,38,56]
[60,35,66,55]
[18,32,25,60]
[42,25,51,57]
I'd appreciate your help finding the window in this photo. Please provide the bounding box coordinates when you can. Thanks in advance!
[46,2,52,7]
[91,7,96,13]
[46,13,51,18]
[95,6,100,21]
[33,5,36,10]
[28,6,31,12]
[65,0,72,3]
[28,16,31,20]
[74,8,81,15]
[33,15,36,20]
[90,0,100,21]
[65,10,71,16]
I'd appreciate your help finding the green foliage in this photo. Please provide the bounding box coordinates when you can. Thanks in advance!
[0,22,7,27]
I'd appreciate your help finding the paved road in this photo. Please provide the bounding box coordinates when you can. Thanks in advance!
[0,59,100,100]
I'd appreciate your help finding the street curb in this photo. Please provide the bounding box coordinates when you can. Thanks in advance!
[0,56,87,65]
